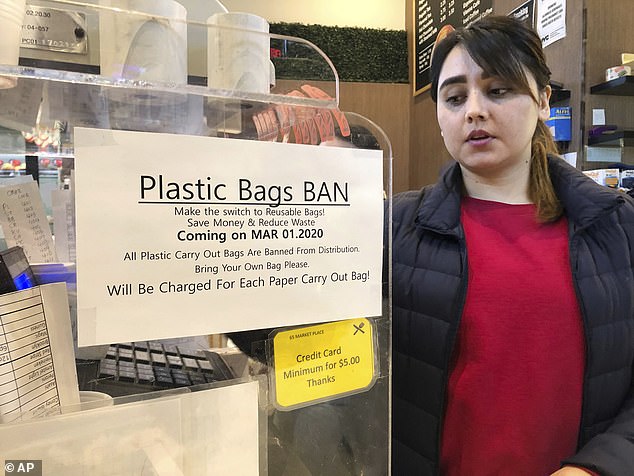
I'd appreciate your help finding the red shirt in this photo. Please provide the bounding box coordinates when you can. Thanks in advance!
[440,197,586,475]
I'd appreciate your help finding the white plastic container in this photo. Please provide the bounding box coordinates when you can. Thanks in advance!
[207,12,271,94]
[99,0,188,84]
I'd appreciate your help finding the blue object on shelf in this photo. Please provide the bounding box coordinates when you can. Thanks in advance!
[546,106,572,141]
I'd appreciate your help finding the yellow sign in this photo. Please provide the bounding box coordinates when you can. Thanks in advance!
[272,318,376,409]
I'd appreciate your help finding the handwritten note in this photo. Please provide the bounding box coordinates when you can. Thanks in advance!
[0,179,58,263]
[52,189,76,263]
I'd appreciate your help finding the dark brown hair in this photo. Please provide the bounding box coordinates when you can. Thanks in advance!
[430,15,562,222]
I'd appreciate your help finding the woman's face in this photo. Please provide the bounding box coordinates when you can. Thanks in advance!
[436,46,550,179]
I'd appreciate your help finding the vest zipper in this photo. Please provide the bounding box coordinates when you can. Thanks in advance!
[435,234,469,473]
[568,223,591,449]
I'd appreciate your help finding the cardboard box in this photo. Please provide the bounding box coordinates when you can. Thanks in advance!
[584,168,620,188]
[606,64,632,81]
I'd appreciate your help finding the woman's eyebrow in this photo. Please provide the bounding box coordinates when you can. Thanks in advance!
[438,75,467,91]
[439,71,498,91]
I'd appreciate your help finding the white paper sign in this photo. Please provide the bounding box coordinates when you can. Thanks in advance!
[0,283,80,423]
[537,0,566,47]
[74,128,384,346]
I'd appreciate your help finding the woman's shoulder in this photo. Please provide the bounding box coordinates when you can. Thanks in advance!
[393,186,434,219]
[394,185,434,206]
[619,189,634,217]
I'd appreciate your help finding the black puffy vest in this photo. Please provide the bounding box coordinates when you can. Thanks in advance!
[391,158,634,476]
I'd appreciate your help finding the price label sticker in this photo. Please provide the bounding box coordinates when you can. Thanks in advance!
[21,6,87,54]
[272,318,376,409]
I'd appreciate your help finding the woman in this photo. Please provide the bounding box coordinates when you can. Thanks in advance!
[392,15,634,476]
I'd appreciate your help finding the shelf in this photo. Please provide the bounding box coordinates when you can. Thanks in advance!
[590,76,634,95]
[0,64,345,154]
[587,130,634,147]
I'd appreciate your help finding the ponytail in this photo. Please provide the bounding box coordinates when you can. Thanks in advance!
[529,120,563,222]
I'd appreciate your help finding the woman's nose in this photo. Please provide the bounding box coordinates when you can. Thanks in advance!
[464,92,488,122]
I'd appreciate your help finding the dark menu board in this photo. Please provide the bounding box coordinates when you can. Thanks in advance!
[412,0,493,95]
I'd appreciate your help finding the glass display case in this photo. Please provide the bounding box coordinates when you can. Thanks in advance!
[0,1,392,475]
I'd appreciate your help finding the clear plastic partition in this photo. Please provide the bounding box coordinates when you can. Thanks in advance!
[0,1,392,475]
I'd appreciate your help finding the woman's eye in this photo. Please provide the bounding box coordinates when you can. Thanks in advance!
[489,87,511,97]
[445,95,465,105]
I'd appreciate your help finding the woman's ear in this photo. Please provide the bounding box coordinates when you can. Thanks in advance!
[538,85,552,122]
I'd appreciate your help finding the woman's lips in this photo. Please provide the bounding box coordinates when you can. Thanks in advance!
[467,130,494,146]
